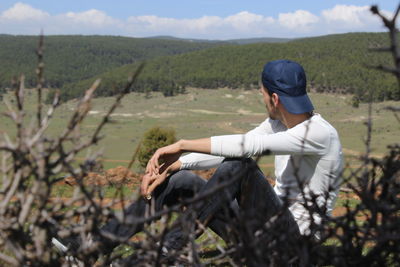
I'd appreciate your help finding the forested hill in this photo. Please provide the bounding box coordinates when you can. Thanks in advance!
[61,32,396,102]
[146,36,291,44]
[0,35,223,88]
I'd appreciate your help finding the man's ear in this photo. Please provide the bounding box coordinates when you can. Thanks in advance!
[271,93,279,107]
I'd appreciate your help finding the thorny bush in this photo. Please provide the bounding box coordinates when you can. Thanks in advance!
[0,3,400,267]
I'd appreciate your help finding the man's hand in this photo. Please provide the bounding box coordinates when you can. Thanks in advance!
[141,160,182,198]
[141,138,211,197]
[146,141,183,175]
[140,172,167,198]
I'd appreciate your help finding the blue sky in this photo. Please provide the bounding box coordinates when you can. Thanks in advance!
[0,1,396,39]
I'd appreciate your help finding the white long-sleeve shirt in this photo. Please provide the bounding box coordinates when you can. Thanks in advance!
[179,114,343,236]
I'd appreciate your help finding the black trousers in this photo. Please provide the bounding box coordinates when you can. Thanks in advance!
[100,158,300,255]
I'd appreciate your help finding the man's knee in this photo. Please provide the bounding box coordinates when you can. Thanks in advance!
[168,170,207,191]
[219,158,257,172]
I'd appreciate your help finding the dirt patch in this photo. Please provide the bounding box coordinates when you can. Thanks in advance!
[236,109,265,116]
[62,167,219,187]
[144,111,179,118]
[237,108,251,114]
[110,113,134,117]
[332,206,347,217]
[218,122,243,133]
[64,166,142,187]
[342,148,383,158]
[338,115,377,123]
[188,109,233,115]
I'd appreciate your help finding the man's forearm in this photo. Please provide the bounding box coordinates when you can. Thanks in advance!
[147,138,212,175]
[178,138,211,154]
[166,160,182,173]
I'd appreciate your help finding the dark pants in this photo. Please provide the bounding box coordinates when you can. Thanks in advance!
[100,158,299,255]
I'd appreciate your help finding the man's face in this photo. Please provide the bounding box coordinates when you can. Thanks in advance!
[260,86,278,119]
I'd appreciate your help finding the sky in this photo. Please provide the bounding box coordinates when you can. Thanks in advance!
[0,1,397,39]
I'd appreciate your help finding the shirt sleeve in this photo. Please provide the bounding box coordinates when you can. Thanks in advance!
[179,153,225,170]
[178,118,285,169]
[211,120,330,157]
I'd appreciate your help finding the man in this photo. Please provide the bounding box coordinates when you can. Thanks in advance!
[55,59,343,264]
[141,59,343,238]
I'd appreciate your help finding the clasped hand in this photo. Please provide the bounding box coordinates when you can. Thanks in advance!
[140,170,168,198]
[146,142,182,175]
[141,142,183,197]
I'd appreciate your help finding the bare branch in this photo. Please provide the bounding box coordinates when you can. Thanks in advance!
[36,34,45,128]
[0,251,19,266]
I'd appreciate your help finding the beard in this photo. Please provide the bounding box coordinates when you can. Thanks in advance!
[266,105,277,120]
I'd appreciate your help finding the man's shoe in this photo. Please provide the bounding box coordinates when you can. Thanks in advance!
[51,237,84,267]
[51,235,81,253]
[51,237,69,253]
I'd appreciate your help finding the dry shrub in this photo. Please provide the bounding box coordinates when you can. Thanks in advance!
[0,4,399,267]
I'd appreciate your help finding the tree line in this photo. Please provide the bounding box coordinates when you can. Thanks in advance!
[0,34,221,90]
[1,33,396,103]
[55,32,396,103]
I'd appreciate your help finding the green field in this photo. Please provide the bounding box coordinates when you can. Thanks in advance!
[0,87,398,175]
[0,87,396,264]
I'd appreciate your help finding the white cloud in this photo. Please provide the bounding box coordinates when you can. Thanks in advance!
[0,2,392,38]
[63,9,120,27]
[126,12,275,38]
[225,11,274,31]
[1,2,49,21]
[0,4,124,35]
[278,10,319,31]
[191,16,223,32]
[128,15,223,33]
[322,5,374,27]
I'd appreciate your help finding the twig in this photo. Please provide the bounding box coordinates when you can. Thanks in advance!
[36,34,45,128]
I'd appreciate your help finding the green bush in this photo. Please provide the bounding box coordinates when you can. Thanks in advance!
[351,95,360,108]
[138,126,176,168]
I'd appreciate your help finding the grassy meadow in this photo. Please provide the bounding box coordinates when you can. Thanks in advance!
[0,87,398,263]
[0,87,398,176]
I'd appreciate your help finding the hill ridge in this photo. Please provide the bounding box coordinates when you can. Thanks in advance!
[57,32,396,102]
[0,35,224,89]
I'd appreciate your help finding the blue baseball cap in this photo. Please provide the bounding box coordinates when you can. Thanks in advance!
[261,59,314,114]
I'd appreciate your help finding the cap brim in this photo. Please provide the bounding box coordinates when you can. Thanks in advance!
[279,94,314,114]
